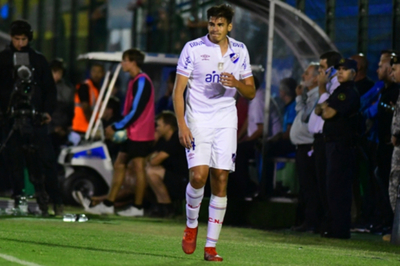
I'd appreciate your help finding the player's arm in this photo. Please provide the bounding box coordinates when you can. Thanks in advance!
[220,73,255,100]
[172,74,193,149]
[148,151,170,166]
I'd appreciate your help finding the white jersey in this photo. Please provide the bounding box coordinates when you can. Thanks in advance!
[177,34,253,129]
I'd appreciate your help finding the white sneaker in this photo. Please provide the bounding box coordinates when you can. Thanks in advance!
[86,202,114,215]
[116,206,144,217]
[73,191,91,211]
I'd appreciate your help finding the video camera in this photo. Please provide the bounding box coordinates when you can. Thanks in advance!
[7,52,43,127]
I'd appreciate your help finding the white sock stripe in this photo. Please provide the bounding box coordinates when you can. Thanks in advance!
[206,237,218,242]
[187,216,197,221]
[186,192,204,199]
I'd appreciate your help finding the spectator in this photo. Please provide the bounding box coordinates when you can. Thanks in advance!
[350,54,375,96]
[146,111,188,217]
[308,50,341,233]
[371,50,400,233]
[156,71,176,114]
[230,76,263,199]
[262,78,297,196]
[49,59,74,165]
[384,53,400,241]
[72,63,105,134]
[290,62,321,232]
[316,58,360,239]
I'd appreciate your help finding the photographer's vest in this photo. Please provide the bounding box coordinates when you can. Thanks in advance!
[72,79,99,133]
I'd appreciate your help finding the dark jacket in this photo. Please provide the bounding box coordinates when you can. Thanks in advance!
[0,43,56,117]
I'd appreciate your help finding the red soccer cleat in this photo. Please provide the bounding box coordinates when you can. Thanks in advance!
[182,226,198,254]
[204,247,223,262]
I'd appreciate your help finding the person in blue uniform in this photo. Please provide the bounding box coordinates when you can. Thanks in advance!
[315,58,361,239]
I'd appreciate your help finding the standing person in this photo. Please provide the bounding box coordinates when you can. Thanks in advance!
[0,20,57,216]
[350,54,375,96]
[72,63,105,134]
[316,58,361,239]
[290,62,320,232]
[173,4,255,261]
[307,51,341,233]
[86,49,155,216]
[388,54,400,237]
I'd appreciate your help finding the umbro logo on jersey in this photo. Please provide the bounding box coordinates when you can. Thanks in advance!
[201,54,210,61]
[189,41,204,48]
[230,53,239,64]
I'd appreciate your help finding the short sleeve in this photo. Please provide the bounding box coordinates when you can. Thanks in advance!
[327,89,358,116]
[239,44,253,80]
[176,42,194,78]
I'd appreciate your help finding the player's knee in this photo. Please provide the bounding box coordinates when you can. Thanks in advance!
[190,171,206,187]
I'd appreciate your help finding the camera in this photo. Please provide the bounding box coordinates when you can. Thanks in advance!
[8,52,43,127]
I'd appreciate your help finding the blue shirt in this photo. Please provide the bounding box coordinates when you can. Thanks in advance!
[283,100,296,133]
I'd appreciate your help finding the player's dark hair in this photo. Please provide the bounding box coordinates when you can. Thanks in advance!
[10,20,33,41]
[207,4,234,24]
[320,51,342,68]
[156,111,177,131]
[122,48,145,68]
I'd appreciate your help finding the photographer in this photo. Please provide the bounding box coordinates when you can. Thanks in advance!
[0,20,58,216]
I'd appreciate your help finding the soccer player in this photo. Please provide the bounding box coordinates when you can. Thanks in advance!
[173,4,255,261]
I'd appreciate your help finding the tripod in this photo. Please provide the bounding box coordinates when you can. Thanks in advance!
[0,114,49,215]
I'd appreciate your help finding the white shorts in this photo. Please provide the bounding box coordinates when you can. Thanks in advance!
[186,127,237,171]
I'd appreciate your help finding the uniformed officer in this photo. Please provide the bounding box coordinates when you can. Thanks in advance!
[315,58,360,239]
[389,54,400,213]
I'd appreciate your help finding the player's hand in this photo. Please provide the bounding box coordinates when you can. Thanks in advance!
[179,124,193,149]
[105,126,115,140]
[41,113,51,124]
[220,72,238,88]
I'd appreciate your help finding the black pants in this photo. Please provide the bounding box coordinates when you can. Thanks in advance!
[7,124,61,210]
[326,141,356,238]
[313,134,329,223]
[295,144,320,228]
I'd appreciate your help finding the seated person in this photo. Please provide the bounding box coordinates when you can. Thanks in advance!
[156,71,176,114]
[146,111,188,217]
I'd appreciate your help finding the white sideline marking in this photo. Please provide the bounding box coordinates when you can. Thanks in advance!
[0,253,43,266]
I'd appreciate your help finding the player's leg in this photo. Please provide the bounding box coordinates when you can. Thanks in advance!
[85,151,129,214]
[145,164,169,203]
[204,168,228,262]
[182,127,212,254]
[182,165,209,254]
[204,127,236,261]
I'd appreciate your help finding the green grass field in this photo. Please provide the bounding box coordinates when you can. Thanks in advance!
[0,209,400,266]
